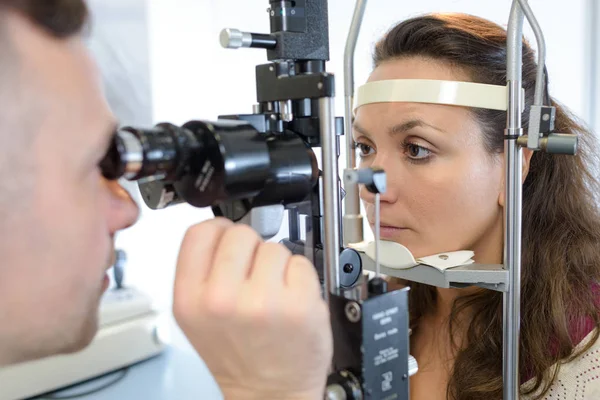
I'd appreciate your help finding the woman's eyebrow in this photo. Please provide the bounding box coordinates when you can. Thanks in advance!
[389,119,446,136]
[352,119,446,138]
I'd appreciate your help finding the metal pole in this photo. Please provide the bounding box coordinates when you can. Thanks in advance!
[517,0,546,106]
[320,96,341,297]
[504,2,525,399]
[342,0,367,246]
[585,0,598,129]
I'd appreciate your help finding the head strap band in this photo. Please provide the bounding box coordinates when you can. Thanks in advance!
[354,79,523,113]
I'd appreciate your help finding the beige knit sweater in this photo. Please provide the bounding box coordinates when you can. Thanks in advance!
[521,329,600,399]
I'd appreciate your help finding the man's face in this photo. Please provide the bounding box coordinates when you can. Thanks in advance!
[0,13,139,364]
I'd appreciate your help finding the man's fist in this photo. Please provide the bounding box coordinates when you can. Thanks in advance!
[173,218,333,400]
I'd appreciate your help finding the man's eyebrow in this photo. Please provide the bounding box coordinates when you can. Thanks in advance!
[91,120,119,160]
[352,119,446,138]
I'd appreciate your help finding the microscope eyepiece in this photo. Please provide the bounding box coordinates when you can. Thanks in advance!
[100,124,181,182]
[99,120,318,211]
[100,129,144,180]
[99,131,129,180]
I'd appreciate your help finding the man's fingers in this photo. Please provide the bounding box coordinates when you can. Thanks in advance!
[285,255,322,298]
[175,218,233,283]
[250,242,291,289]
[207,224,262,291]
[173,218,233,323]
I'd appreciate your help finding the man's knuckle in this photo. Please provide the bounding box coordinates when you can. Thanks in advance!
[172,291,196,326]
[289,254,312,268]
[228,224,261,243]
[183,223,209,243]
[243,297,272,324]
[202,288,236,319]
[261,242,291,259]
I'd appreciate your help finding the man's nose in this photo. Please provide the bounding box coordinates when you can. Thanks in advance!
[105,179,140,233]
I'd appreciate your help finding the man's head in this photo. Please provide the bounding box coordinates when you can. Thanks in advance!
[0,0,139,365]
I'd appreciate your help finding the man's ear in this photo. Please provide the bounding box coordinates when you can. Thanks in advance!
[498,149,534,208]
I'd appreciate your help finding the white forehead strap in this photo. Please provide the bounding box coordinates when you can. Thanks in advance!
[354,79,524,113]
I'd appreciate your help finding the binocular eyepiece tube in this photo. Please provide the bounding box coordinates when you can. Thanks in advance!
[100,119,320,211]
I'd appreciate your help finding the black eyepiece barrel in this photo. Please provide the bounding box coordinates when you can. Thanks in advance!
[100,124,183,182]
[99,119,318,211]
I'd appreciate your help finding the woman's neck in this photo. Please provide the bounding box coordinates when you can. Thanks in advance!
[434,287,476,317]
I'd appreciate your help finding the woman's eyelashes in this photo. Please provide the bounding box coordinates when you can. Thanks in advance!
[353,141,375,157]
[353,139,433,164]
[401,141,433,164]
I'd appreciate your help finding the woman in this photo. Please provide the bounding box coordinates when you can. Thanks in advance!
[353,13,600,399]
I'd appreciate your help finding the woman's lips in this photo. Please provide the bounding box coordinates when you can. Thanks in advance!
[371,224,409,239]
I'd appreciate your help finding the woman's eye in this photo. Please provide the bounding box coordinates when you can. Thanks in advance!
[405,143,431,159]
[355,142,375,157]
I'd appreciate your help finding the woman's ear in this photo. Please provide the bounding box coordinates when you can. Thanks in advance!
[498,149,534,208]
[522,148,533,183]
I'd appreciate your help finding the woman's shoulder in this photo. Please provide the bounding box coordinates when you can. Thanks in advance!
[522,328,600,399]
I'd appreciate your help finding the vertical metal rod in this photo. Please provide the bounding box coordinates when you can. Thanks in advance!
[320,97,341,297]
[342,0,367,246]
[288,207,300,241]
[375,193,381,277]
[585,0,598,129]
[517,0,546,106]
[504,3,525,399]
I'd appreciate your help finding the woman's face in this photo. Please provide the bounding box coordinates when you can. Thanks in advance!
[354,57,505,262]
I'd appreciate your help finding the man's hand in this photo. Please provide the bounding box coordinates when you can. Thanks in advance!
[173,218,333,400]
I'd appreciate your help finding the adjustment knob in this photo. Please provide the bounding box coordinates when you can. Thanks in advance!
[368,276,388,296]
[545,133,578,155]
[408,355,419,377]
[220,28,252,49]
[325,384,347,400]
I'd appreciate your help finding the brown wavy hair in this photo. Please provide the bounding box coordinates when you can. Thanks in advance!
[374,13,600,399]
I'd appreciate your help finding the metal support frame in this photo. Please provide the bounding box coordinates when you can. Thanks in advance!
[342,0,368,247]
[321,96,341,299]
[585,0,600,131]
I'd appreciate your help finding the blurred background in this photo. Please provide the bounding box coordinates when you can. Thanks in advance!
[82,0,597,395]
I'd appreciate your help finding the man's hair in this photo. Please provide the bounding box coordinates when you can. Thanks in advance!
[0,0,88,37]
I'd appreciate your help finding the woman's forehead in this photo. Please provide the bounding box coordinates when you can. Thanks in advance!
[354,101,474,134]
[368,57,473,83]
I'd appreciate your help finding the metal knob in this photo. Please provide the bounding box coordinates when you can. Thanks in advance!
[219,28,252,49]
[545,133,578,155]
[325,383,347,400]
[408,355,419,377]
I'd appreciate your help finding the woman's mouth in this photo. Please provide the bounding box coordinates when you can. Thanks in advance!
[371,224,409,239]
